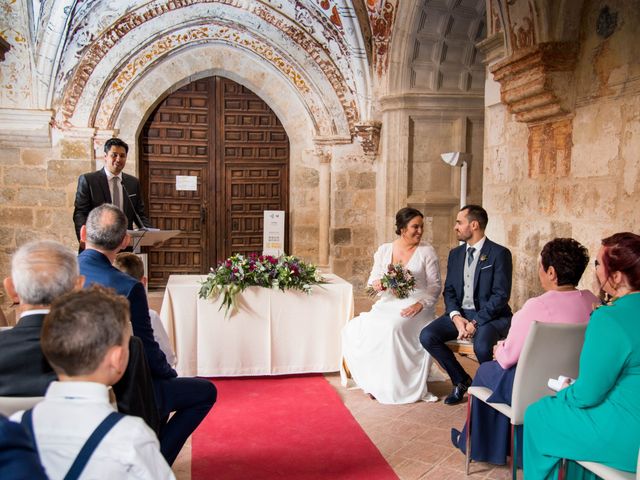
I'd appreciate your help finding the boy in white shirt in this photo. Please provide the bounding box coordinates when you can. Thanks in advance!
[11,286,175,480]
[114,253,177,367]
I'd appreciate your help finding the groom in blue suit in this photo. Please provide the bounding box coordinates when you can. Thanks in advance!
[420,205,512,405]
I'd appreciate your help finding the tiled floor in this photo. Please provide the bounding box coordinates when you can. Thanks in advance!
[148,292,517,479]
[324,363,519,480]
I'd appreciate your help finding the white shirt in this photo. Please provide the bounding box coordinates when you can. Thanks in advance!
[149,309,177,367]
[11,381,175,480]
[104,167,124,210]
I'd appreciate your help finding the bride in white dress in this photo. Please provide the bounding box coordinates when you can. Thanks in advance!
[341,208,442,404]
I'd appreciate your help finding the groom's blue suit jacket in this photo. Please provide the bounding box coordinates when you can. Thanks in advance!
[443,238,513,326]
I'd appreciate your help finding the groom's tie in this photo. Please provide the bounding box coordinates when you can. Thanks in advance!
[467,247,475,266]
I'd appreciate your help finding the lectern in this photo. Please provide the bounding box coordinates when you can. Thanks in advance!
[127,229,181,279]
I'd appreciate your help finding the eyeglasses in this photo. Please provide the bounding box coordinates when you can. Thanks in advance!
[594,259,600,268]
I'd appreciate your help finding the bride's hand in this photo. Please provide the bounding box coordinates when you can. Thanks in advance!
[371,279,384,292]
[401,302,423,318]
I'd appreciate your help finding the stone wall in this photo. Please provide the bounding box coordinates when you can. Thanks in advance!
[0,141,91,279]
[484,0,640,309]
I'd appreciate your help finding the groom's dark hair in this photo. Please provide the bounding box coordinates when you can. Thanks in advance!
[460,204,488,230]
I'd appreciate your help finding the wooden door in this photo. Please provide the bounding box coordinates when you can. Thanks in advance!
[140,76,289,289]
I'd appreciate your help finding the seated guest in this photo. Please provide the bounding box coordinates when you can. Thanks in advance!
[0,240,159,432]
[420,205,513,405]
[524,233,640,479]
[0,240,82,396]
[79,204,216,464]
[451,238,597,467]
[341,207,442,404]
[0,414,47,479]
[11,286,175,479]
[114,252,176,367]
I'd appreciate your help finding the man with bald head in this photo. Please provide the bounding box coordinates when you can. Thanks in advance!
[0,240,83,395]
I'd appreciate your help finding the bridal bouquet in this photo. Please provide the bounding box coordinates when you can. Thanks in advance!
[198,253,325,317]
[367,263,416,299]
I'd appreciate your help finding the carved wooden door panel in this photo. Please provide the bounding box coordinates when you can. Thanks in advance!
[215,77,289,259]
[140,76,289,289]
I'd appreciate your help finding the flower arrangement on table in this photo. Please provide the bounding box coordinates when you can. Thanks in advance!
[366,263,416,299]
[198,253,325,317]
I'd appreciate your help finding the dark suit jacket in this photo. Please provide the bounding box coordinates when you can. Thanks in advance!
[0,313,56,396]
[443,238,513,326]
[72,168,152,240]
[112,336,161,435]
[0,312,160,433]
[0,415,47,479]
[78,249,177,380]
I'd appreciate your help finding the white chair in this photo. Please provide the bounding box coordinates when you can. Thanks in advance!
[0,396,44,417]
[575,448,639,480]
[465,321,588,478]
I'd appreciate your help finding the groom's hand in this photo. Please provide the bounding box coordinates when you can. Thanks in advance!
[452,315,468,339]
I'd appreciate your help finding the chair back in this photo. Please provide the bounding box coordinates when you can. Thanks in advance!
[510,321,587,424]
[0,396,44,416]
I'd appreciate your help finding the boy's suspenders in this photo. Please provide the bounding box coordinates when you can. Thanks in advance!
[21,409,125,480]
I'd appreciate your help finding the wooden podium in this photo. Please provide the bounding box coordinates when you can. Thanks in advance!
[127,229,181,253]
[127,229,181,279]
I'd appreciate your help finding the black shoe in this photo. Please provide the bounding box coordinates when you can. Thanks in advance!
[444,377,472,405]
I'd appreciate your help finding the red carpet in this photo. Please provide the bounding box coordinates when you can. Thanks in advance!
[192,375,398,479]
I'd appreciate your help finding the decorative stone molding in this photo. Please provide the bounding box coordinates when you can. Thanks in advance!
[0,109,53,147]
[54,0,360,134]
[367,0,397,77]
[354,121,382,156]
[476,32,506,66]
[489,42,578,123]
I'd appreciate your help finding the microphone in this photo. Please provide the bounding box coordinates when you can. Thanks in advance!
[121,181,148,231]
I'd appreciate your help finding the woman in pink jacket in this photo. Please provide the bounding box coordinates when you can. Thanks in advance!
[451,238,598,468]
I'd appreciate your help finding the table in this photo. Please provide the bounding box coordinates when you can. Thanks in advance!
[159,273,354,377]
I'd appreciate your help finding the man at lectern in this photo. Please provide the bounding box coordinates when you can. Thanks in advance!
[73,137,152,249]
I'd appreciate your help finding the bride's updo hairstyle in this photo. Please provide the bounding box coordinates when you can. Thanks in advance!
[395,207,423,235]
[601,232,640,291]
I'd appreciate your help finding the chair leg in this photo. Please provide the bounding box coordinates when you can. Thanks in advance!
[465,395,472,475]
[511,424,517,480]
[558,459,566,480]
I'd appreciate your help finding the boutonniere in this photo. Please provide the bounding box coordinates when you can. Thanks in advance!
[479,254,488,262]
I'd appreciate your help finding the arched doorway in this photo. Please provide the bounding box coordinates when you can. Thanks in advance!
[140,76,290,289]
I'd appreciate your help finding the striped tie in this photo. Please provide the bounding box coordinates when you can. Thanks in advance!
[111,176,121,211]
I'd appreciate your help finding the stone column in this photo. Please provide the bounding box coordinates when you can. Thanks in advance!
[316,149,331,268]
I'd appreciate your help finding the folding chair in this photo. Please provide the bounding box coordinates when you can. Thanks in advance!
[465,321,588,478]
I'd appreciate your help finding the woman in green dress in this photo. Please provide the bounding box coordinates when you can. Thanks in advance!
[524,232,640,479]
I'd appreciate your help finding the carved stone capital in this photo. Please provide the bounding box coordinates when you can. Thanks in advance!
[354,121,382,156]
[490,42,578,123]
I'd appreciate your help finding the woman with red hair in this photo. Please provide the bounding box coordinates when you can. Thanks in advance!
[524,232,640,479]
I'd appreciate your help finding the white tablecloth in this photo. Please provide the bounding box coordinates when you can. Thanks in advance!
[159,274,354,377]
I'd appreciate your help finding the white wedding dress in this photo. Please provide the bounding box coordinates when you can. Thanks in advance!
[341,242,442,404]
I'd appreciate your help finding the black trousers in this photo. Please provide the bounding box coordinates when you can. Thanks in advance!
[419,309,510,385]
[153,376,217,465]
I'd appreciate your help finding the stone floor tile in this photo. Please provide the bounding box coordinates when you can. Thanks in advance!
[393,459,434,480]
[393,439,452,465]
[418,465,484,479]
